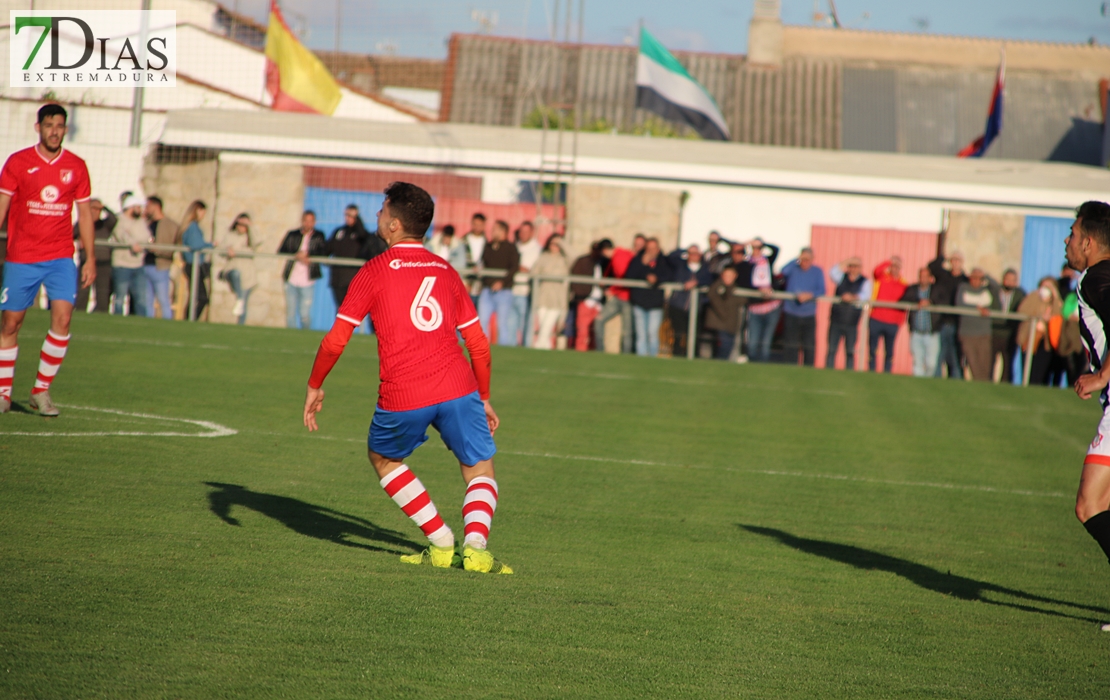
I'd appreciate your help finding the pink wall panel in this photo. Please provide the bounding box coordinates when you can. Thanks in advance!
[809,226,939,375]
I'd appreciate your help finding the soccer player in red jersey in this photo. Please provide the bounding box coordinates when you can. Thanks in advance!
[0,104,95,416]
[303,182,511,574]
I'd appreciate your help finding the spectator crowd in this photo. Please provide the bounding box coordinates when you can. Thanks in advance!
[419,215,1085,386]
[1,196,1083,386]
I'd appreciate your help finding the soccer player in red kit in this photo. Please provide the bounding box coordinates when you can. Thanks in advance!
[303,182,511,574]
[0,104,96,416]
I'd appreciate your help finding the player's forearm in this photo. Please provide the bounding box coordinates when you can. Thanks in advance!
[0,193,11,229]
[307,322,354,389]
[460,323,491,400]
[77,202,95,258]
[1097,357,1110,384]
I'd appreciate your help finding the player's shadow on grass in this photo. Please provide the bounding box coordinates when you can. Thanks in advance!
[204,482,420,555]
[741,525,1110,624]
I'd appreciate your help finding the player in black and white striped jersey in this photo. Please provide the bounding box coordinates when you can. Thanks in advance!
[1065,201,1110,629]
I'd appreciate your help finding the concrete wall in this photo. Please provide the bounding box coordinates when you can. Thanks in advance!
[141,158,219,233]
[565,182,681,257]
[208,158,305,328]
[944,210,1025,280]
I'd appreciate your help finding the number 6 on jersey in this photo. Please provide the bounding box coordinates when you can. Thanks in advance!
[410,276,443,331]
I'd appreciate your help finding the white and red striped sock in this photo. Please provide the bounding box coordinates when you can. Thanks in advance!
[462,477,499,550]
[32,331,69,395]
[380,465,454,548]
[0,346,17,401]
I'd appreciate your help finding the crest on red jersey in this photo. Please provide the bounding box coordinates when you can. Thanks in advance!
[60,169,73,184]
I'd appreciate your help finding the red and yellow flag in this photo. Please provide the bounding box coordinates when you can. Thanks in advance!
[264,0,341,115]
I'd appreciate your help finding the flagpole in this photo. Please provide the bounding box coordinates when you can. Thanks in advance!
[334,0,341,55]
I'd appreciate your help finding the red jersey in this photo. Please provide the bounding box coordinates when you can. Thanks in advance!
[337,242,481,411]
[0,146,91,264]
[870,260,908,326]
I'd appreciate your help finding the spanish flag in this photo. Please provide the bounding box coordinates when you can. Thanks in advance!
[265,0,341,115]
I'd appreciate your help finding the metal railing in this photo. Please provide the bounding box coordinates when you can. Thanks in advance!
[527,272,1044,386]
[1,235,1047,386]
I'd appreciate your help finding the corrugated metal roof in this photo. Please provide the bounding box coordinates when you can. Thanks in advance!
[160,108,1110,212]
[844,65,1105,162]
[442,34,1103,164]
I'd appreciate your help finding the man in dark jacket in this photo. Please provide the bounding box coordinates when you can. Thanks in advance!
[825,257,871,370]
[667,245,712,358]
[991,269,1025,384]
[928,250,968,379]
[278,210,328,329]
[478,220,520,345]
[901,266,947,377]
[706,266,744,360]
[625,237,672,357]
[569,239,612,351]
[325,204,386,309]
[73,198,116,313]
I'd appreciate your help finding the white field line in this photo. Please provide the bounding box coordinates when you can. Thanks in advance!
[502,450,1069,499]
[0,405,237,438]
[242,429,1068,500]
[77,334,378,358]
[530,368,848,395]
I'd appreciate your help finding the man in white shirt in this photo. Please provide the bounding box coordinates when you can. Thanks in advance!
[512,221,543,347]
[278,210,326,329]
[465,213,487,306]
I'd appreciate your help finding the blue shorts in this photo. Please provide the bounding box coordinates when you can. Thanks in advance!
[0,258,78,311]
[369,392,496,466]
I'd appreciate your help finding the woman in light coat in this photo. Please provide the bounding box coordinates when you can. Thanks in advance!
[216,212,259,325]
[529,235,570,349]
[106,194,151,315]
[1016,276,1063,385]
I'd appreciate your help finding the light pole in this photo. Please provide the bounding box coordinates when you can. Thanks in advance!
[128,0,151,147]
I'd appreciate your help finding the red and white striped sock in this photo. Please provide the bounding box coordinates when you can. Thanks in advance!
[380,465,454,548]
[0,346,17,401]
[462,477,499,550]
[32,331,69,395]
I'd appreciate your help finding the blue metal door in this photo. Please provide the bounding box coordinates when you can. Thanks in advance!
[1020,216,1071,292]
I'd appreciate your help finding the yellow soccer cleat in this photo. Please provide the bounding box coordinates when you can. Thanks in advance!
[400,544,457,569]
[462,545,513,575]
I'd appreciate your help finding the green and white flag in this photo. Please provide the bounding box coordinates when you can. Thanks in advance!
[636,28,729,141]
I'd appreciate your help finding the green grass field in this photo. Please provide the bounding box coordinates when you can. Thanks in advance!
[2,309,1109,698]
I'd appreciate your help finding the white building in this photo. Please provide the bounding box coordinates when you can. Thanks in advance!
[0,0,418,203]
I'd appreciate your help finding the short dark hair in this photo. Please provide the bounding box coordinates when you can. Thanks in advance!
[1077,201,1110,250]
[592,238,614,258]
[494,219,510,233]
[384,182,434,237]
[472,212,486,222]
[442,224,456,237]
[230,212,251,231]
[303,209,316,218]
[147,195,163,209]
[37,103,67,124]
[345,204,358,212]
[633,233,647,241]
